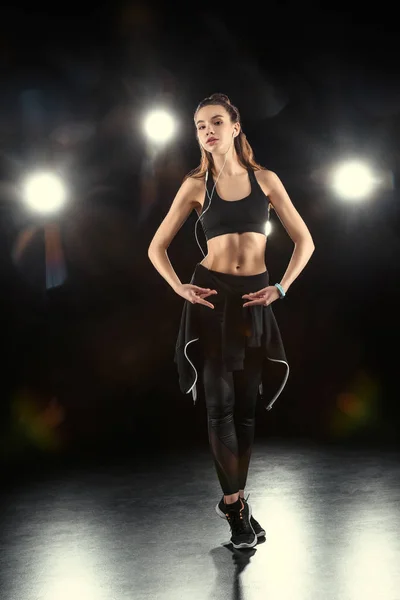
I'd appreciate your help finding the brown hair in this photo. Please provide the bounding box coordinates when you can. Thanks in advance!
[184,93,265,181]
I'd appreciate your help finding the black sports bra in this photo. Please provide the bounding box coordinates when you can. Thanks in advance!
[199,168,270,241]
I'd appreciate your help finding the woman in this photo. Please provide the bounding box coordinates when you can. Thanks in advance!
[148,93,315,549]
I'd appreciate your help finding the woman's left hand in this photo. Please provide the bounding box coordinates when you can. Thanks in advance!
[242,285,280,307]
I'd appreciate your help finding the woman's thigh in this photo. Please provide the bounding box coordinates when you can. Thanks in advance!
[202,357,235,419]
[203,346,263,418]
[233,346,263,418]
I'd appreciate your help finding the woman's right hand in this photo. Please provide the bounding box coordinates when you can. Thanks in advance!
[175,283,218,309]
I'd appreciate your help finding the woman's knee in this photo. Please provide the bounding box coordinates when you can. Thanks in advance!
[203,357,235,413]
[208,410,234,428]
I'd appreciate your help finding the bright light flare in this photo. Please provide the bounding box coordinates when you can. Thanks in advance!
[332,161,376,201]
[22,172,67,214]
[143,109,176,143]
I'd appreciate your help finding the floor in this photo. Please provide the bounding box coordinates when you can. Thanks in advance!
[1,439,400,600]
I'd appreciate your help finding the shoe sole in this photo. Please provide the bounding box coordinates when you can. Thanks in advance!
[215,501,257,549]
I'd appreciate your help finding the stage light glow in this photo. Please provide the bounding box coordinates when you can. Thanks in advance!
[22,172,67,214]
[143,109,176,143]
[332,161,376,200]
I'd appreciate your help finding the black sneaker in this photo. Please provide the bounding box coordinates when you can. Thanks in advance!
[223,498,257,549]
[216,494,266,538]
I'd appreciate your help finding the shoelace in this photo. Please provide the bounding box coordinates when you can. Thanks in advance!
[225,497,251,532]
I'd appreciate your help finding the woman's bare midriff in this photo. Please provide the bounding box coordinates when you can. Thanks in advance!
[198,232,267,276]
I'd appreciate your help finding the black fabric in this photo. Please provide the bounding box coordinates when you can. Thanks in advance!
[174,263,289,411]
[204,348,263,495]
[199,168,270,241]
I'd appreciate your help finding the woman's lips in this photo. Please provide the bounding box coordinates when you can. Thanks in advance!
[207,138,218,145]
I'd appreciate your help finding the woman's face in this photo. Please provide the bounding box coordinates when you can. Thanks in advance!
[195,105,239,153]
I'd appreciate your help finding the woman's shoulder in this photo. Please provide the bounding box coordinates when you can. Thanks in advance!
[253,168,278,196]
[252,165,275,175]
[177,174,206,207]
[184,174,206,189]
[253,166,276,181]
[183,169,206,184]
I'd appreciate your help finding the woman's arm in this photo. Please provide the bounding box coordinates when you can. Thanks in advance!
[148,176,200,292]
[262,170,315,294]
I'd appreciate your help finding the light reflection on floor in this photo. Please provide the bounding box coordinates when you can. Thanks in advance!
[1,442,399,600]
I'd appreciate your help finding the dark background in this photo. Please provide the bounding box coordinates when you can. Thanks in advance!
[1,1,399,475]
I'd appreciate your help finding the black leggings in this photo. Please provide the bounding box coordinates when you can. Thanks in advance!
[203,346,264,495]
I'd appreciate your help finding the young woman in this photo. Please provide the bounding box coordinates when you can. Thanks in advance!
[148,93,315,549]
